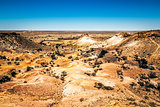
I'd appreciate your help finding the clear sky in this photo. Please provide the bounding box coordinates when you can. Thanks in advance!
[0,0,160,31]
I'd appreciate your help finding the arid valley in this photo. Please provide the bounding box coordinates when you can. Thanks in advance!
[0,31,159,107]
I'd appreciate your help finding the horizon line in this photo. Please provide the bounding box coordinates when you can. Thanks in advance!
[0,29,159,32]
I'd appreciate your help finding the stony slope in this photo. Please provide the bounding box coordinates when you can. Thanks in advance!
[0,32,47,52]
[119,31,160,57]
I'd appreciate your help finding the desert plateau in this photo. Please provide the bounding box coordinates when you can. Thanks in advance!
[0,30,159,107]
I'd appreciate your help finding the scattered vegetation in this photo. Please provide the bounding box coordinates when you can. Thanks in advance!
[0,76,11,84]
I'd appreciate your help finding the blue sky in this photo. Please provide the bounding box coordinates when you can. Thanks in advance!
[0,0,160,31]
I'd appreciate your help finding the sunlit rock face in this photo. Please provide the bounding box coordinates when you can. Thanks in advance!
[106,35,124,46]
[78,34,96,45]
